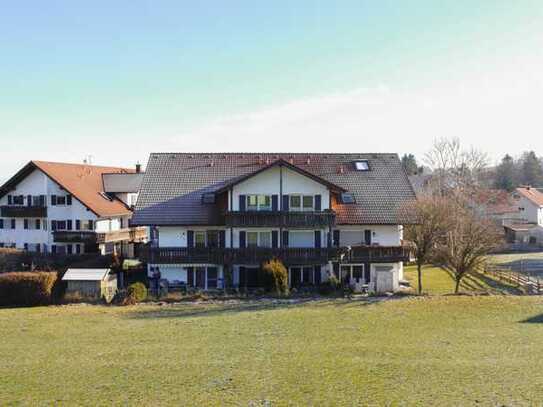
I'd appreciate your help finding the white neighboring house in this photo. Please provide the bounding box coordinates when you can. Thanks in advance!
[504,187,543,245]
[132,153,415,294]
[0,161,147,256]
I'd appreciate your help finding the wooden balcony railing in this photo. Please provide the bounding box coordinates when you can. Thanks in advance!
[53,231,97,244]
[1,205,47,218]
[96,227,148,244]
[339,245,414,263]
[142,244,414,265]
[225,210,336,228]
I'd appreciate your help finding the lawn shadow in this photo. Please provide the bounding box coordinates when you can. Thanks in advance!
[125,297,379,320]
[520,314,543,323]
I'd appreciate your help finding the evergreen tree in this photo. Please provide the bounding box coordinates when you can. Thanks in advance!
[520,151,543,187]
[401,154,421,175]
[494,154,516,191]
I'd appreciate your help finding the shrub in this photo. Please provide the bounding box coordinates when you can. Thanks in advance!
[0,272,59,307]
[126,282,147,304]
[262,259,289,296]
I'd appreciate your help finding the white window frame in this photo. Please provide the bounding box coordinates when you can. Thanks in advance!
[246,231,272,248]
[194,231,206,248]
[247,194,272,211]
[290,194,314,212]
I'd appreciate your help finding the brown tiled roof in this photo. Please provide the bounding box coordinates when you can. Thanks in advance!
[133,153,416,226]
[0,161,134,217]
[516,187,543,207]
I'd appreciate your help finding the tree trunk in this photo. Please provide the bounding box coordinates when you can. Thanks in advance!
[417,262,423,294]
[454,276,461,294]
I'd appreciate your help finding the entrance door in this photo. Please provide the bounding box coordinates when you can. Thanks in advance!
[195,267,206,289]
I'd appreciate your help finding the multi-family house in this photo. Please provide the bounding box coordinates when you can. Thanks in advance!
[132,153,416,293]
[0,161,147,255]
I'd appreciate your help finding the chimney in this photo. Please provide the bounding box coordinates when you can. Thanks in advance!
[135,163,141,173]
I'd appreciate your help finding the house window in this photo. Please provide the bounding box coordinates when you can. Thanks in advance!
[12,195,24,205]
[81,220,94,231]
[207,267,218,289]
[303,196,314,210]
[56,196,67,206]
[207,231,219,248]
[247,194,272,211]
[354,160,370,171]
[247,195,258,211]
[56,221,67,230]
[247,231,258,248]
[194,231,206,248]
[290,195,314,211]
[290,195,301,210]
[259,231,272,248]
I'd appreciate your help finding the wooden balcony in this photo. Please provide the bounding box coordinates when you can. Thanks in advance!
[53,231,97,244]
[1,205,47,218]
[96,227,148,244]
[142,244,413,265]
[225,210,336,228]
[339,245,414,263]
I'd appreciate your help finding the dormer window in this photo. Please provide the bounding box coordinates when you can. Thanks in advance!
[354,160,369,171]
[340,192,356,204]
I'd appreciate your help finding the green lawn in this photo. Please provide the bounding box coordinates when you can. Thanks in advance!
[2,297,543,405]
[404,264,524,295]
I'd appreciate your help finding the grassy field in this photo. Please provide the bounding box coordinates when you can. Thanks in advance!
[2,297,543,405]
[403,264,523,295]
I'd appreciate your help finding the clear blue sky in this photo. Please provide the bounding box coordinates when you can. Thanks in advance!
[1,1,542,177]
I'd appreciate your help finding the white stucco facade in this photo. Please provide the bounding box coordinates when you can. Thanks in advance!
[0,167,133,254]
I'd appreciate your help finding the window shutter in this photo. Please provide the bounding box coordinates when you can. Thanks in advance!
[35,219,40,230]
[271,230,279,248]
[67,195,72,205]
[239,231,246,248]
[7,195,12,205]
[51,195,57,206]
[239,195,246,212]
[333,230,340,247]
[24,219,28,230]
[67,220,73,230]
[51,220,57,231]
[315,195,322,211]
[314,230,321,248]
[282,194,289,211]
[314,265,321,284]
[271,195,279,211]
[0,219,3,229]
[11,219,15,229]
[282,230,289,247]
[88,220,94,230]
[75,220,81,230]
[27,195,32,207]
[187,230,194,248]
[364,230,372,245]
[219,230,226,248]
[186,267,194,287]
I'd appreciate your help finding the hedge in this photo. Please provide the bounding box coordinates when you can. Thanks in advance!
[0,272,60,307]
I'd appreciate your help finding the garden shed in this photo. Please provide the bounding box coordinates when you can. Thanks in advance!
[62,268,117,301]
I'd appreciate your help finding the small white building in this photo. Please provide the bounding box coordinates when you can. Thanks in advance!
[0,161,147,255]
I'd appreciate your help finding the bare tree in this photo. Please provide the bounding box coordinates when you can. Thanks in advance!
[401,196,452,294]
[436,203,503,293]
[424,137,489,197]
